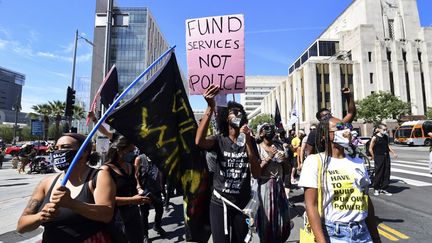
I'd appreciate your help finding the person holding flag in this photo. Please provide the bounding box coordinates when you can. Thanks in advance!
[195,85,261,243]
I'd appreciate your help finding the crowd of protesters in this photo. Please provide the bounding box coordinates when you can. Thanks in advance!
[16,85,391,243]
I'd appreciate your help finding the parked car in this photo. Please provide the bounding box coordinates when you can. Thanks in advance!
[5,144,23,156]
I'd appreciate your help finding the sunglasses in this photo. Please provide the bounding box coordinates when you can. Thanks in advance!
[330,122,353,132]
[228,109,241,116]
[261,125,273,131]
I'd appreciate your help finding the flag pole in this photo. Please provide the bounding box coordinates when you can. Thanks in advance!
[61,46,176,186]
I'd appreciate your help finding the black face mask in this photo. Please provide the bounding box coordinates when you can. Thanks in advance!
[264,131,275,140]
[52,150,78,171]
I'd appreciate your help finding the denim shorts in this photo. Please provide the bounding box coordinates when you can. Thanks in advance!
[323,220,372,243]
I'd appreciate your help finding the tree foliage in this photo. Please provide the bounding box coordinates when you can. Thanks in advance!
[357,91,410,125]
[249,114,273,132]
[426,107,432,120]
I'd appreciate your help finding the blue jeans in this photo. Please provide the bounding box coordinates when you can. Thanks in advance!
[323,220,372,243]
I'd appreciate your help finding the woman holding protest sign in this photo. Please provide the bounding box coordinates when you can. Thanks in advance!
[298,116,381,243]
[195,85,261,243]
[17,133,116,242]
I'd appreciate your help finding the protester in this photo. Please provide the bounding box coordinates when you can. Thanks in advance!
[256,123,291,242]
[18,143,36,174]
[101,135,150,243]
[299,117,381,243]
[299,124,317,166]
[428,132,432,174]
[304,88,356,155]
[17,133,116,242]
[369,124,397,196]
[135,153,167,240]
[195,85,261,243]
[351,130,363,147]
[290,130,305,184]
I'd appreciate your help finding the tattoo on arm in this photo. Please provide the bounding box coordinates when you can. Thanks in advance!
[23,199,42,215]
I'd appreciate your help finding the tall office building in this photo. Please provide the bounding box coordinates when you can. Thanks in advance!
[258,0,432,135]
[90,0,169,106]
[239,76,286,117]
[0,66,27,124]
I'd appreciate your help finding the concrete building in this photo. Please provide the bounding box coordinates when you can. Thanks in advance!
[90,0,169,105]
[240,76,286,117]
[0,67,27,124]
[258,0,432,135]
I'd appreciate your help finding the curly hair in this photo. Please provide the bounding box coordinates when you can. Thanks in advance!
[216,101,248,136]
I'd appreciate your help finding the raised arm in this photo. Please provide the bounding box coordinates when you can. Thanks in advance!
[195,85,219,150]
[88,111,114,140]
[342,88,357,123]
[369,136,377,160]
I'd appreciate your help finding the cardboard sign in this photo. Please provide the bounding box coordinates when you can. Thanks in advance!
[186,14,245,95]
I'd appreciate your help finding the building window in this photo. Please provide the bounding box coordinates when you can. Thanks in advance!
[316,63,330,111]
[405,72,411,104]
[402,51,407,62]
[388,19,395,39]
[369,73,374,84]
[418,51,422,62]
[421,73,427,115]
[368,52,372,62]
[389,72,395,95]
[387,50,392,61]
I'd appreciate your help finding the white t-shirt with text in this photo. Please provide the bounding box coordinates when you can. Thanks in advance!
[298,153,371,223]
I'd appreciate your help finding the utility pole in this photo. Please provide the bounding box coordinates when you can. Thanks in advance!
[13,94,21,145]
[71,30,78,90]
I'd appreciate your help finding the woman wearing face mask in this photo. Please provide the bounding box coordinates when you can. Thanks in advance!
[369,124,397,196]
[298,117,381,243]
[17,133,116,242]
[196,85,261,243]
[255,123,291,243]
[101,135,151,243]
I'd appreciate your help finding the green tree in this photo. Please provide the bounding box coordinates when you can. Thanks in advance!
[30,103,51,140]
[72,105,86,120]
[249,114,274,132]
[426,107,432,120]
[357,91,410,125]
[48,100,65,139]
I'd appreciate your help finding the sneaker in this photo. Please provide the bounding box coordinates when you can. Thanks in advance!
[143,235,151,243]
[153,226,167,237]
[373,190,380,196]
[380,190,392,196]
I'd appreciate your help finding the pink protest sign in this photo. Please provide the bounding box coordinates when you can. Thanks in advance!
[186,14,245,95]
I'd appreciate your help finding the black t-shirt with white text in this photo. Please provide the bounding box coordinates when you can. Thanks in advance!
[211,135,253,208]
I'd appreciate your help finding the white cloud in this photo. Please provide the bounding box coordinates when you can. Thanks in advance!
[25,85,64,94]
[0,38,8,49]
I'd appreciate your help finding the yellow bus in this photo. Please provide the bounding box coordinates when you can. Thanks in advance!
[394,120,432,146]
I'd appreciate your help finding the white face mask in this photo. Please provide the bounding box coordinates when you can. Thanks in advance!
[333,129,351,148]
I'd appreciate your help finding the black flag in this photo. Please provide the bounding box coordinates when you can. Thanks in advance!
[275,100,284,129]
[106,52,210,242]
[100,66,118,109]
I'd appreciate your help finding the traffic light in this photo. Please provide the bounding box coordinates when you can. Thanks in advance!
[65,86,76,117]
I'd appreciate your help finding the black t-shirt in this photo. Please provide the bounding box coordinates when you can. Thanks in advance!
[306,130,317,146]
[372,135,390,155]
[211,135,253,208]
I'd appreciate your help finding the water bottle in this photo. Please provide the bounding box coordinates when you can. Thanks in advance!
[237,132,246,147]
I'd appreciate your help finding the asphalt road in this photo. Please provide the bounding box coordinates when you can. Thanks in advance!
[0,145,431,242]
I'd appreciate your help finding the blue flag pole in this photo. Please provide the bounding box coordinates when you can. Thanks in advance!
[61,45,176,186]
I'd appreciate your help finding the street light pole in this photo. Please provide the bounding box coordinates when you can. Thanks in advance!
[71,29,78,90]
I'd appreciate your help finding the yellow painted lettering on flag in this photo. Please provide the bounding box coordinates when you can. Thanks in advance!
[139,107,176,148]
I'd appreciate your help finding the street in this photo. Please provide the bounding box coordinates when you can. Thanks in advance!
[0,145,431,242]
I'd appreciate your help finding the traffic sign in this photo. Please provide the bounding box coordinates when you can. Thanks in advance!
[31,120,44,136]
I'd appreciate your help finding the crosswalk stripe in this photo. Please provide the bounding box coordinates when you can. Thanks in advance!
[378,228,399,241]
[391,168,432,178]
[391,162,429,171]
[379,224,410,240]
[390,175,432,186]
[393,160,429,166]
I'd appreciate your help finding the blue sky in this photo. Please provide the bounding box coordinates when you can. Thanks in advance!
[0,0,431,113]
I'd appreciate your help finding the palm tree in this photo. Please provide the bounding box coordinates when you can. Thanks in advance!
[48,100,65,139]
[30,103,51,140]
[72,105,86,120]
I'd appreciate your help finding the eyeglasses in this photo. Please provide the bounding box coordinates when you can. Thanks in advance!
[228,108,241,116]
[330,122,353,132]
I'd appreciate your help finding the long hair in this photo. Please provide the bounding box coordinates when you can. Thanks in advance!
[216,101,248,136]
[105,135,133,165]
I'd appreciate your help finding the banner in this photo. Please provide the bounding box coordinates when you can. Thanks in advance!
[106,53,211,242]
[186,14,245,95]
[275,100,284,129]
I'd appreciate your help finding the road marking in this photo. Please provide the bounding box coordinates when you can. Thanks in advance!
[390,175,432,186]
[393,160,429,166]
[391,162,430,171]
[391,168,432,178]
[379,223,410,240]
[378,228,399,241]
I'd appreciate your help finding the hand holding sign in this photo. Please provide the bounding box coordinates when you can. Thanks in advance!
[203,85,220,109]
[186,14,245,95]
